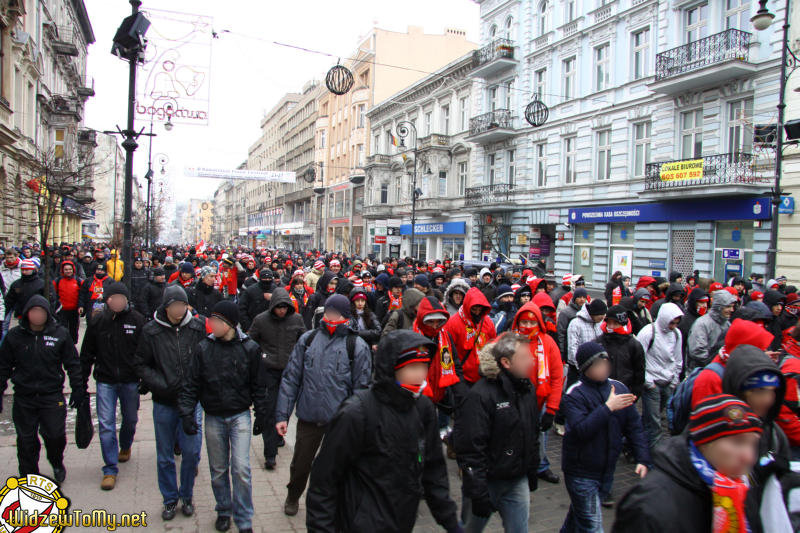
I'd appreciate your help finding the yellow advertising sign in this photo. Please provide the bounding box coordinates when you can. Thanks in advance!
[659,159,704,182]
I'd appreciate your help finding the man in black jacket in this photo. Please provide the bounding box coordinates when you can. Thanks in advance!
[247,287,305,470]
[186,266,223,318]
[0,295,84,480]
[142,267,166,319]
[179,301,267,533]
[237,268,274,331]
[454,333,540,532]
[80,282,145,491]
[599,306,645,399]
[306,330,461,533]
[129,256,149,310]
[4,259,46,320]
[134,285,206,521]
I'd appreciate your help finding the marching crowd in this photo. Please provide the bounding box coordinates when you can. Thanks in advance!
[0,242,798,532]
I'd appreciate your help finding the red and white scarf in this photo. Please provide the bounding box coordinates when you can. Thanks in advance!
[414,322,459,403]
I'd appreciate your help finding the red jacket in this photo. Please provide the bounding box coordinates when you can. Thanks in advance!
[779,329,800,446]
[512,301,563,413]
[168,271,194,288]
[220,266,238,297]
[444,287,497,384]
[691,319,774,408]
[53,261,81,311]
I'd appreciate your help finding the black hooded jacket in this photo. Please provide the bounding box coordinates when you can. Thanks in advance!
[307,271,336,316]
[650,282,686,319]
[248,288,306,371]
[186,279,223,318]
[80,304,145,384]
[678,288,707,358]
[4,271,46,318]
[237,278,274,331]
[0,295,83,397]
[599,329,646,398]
[306,330,459,533]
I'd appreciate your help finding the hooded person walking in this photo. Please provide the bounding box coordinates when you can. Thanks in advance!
[687,289,737,371]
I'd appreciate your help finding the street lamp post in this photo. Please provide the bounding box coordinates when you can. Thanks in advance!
[752,0,798,279]
[395,121,420,259]
[144,118,155,249]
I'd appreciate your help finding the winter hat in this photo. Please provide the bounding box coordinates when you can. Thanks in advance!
[496,284,514,299]
[375,273,390,288]
[377,264,387,272]
[330,259,341,267]
[105,282,130,300]
[324,293,352,319]
[587,299,608,316]
[389,276,404,289]
[259,269,274,281]
[741,370,782,391]
[292,269,305,279]
[562,274,573,285]
[20,259,36,271]
[688,394,762,446]
[164,256,174,264]
[162,285,189,306]
[576,341,609,374]
[349,287,367,302]
[573,288,588,300]
[313,260,325,271]
[414,274,430,288]
[605,304,629,325]
[211,300,239,329]
[152,267,165,277]
[198,266,215,279]
[351,278,364,288]
[180,262,194,274]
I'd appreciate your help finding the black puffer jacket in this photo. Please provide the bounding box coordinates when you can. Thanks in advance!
[306,330,459,533]
[453,343,540,502]
[248,288,306,371]
[80,305,145,384]
[134,306,206,407]
[186,279,223,318]
[307,271,336,324]
[237,279,273,331]
[179,330,268,418]
[4,272,46,318]
[0,295,83,397]
[613,436,711,533]
[142,279,164,319]
[129,266,150,312]
[599,330,646,398]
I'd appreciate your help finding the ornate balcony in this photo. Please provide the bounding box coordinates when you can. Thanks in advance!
[470,39,517,78]
[466,109,515,144]
[650,29,755,94]
[465,183,514,208]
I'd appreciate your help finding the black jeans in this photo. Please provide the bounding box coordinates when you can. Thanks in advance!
[286,420,327,501]
[57,309,79,344]
[261,368,283,460]
[12,393,67,476]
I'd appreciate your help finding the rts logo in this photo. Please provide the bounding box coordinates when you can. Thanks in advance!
[0,474,68,532]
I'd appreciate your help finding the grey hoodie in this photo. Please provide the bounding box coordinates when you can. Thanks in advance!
[444,278,470,316]
[686,290,737,371]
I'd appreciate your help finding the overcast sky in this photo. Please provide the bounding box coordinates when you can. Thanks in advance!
[83,0,480,212]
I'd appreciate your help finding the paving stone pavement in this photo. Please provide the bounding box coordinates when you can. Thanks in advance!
[0,387,642,532]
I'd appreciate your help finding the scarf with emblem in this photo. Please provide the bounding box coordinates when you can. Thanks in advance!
[413,321,458,403]
[389,293,403,310]
[689,441,751,533]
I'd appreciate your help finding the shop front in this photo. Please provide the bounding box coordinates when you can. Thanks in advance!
[399,219,470,261]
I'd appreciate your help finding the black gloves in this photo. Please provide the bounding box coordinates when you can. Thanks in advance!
[253,414,266,436]
[539,412,555,433]
[181,416,198,435]
[471,497,494,518]
[68,390,86,409]
[138,382,150,395]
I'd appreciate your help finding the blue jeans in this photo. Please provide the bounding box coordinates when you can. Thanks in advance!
[642,383,675,448]
[462,476,529,533]
[95,382,139,475]
[153,401,202,505]
[538,407,550,473]
[561,475,603,533]
[205,411,253,529]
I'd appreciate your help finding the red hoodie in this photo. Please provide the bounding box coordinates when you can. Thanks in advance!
[413,296,458,403]
[635,276,657,310]
[53,260,81,311]
[444,287,497,384]
[512,301,563,413]
[779,328,800,445]
[691,319,774,408]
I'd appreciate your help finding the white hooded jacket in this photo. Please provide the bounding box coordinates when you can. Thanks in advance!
[636,302,684,387]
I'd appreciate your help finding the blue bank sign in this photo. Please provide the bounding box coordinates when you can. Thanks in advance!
[399,221,466,235]
[568,197,771,224]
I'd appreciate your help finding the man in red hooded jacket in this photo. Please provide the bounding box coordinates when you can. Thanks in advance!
[53,260,82,344]
[413,296,464,408]
[511,302,563,484]
[444,287,496,386]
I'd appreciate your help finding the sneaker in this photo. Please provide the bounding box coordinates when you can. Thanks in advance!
[100,474,116,491]
[162,502,177,521]
[214,515,231,532]
[181,500,194,517]
[53,465,66,483]
[553,422,566,436]
[264,457,276,470]
[284,497,299,516]
[537,469,560,484]
[118,448,131,463]
[601,496,615,509]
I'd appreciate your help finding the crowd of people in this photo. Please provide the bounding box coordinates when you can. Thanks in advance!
[0,241,798,532]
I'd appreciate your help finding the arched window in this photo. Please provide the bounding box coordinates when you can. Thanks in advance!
[505,16,513,40]
[538,1,548,36]
[490,24,497,39]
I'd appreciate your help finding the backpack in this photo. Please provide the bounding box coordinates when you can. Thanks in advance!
[304,329,358,375]
[667,361,724,435]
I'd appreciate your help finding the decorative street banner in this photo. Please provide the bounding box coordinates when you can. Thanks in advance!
[136,8,213,125]
[658,159,703,182]
[184,167,296,182]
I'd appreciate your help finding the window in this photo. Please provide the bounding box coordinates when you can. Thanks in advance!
[380,183,388,204]
[633,121,652,178]
[681,109,703,158]
[13,68,21,128]
[395,178,402,204]
[357,104,366,128]
[596,130,611,181]
[0,25,5,100]
[440,105,450,134]
[506,149,515,187]
[487,153,497,185]
[538,1,548,36]
[360,70,370,87]
[438,171,447,197]
[504,16,513,40]
[459,97,469,131]
[563,57,575,99]
[424,112,432,136]
[685,2,708,43]
[536,143,547,187]
[374,133,380,154]
[728,98,754,155]
[725,0,750,30]
[320,130,326,148]
[458,162,468,195]
[534,68,546,100]
[54,128,65,159]
[442,238,465,261]
[565,0,575,22]
[632,28,650,80]
[572,225,595,284]
[357,144,365,166]
[564,136,576,184]
[488,86,498,111]
[594,43,610,92]
[504,80,514,110]
[490,24,497,39]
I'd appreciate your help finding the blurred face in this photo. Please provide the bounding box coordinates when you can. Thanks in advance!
[106,294,128,313]
[519,293,531,305]
[21,268,35,276]
[354,298,366,311]
[584,357,611,382]
[452,291,464,306]
[591,314,605,324]
[390,287,402,298]
[202,273,216,286]
[209,316,233,338]
[574,296,587,308]
[273,304,289,318]
[395,361,429,386]
[499,341,534,379]
[323,308,343,322]
[668,317,681,330]
[154,274,165,283]
[27,307,48,328]
[62,265,74,277]
[743,387,777,419]
[165,301,188,323]
[699,433,760,478]
[720,304,735,319]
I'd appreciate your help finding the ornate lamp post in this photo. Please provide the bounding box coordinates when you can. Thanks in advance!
[395,121,422,258]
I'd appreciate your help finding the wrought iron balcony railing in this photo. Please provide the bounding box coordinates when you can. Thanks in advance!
[465,183,513,207]
[471,38,515,69]
[644,152,769,191]
[469,109,513,137]
[655,29,752,81]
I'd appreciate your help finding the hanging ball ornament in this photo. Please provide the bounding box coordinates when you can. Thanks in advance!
[524,95,549,127]
[326,63,354,95]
